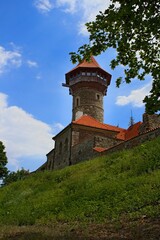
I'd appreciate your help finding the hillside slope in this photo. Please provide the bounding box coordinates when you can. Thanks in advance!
[0,137,160,238]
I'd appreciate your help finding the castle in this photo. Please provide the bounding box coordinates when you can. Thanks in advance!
[38,56,160,171]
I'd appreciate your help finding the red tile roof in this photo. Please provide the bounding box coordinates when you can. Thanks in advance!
[72,115,142,141]
[76,56,101,68]
[125,122,142,140]
[93,147,107,152]
[72,115,126,139]
[68,56,101,73]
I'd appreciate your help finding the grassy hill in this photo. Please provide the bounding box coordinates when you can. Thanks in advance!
[0,137,160,239]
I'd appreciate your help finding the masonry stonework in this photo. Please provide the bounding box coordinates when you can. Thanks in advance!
[139,113,160,134]
[72,88,104,122]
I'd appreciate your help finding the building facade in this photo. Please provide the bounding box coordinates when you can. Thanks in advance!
[37,57,160,171]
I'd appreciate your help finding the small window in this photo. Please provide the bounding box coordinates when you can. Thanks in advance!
[78,150,82,155]
[82,72,85,76]
[59,142,62,155]
[96,94,100,100]
[75,97,80,107]
[92,72,96,76]
[87,72,91,76]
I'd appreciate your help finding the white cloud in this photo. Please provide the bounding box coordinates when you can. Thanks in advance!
[116,83,152,107]
[0,46,22,75]
[56,0,77,13]
[27,60,38,68]
[36,74,42,79]
[34,0,54,13]
[52,123,64,134]
[34,0,111,34]
[77,0,111,35]
[0,93,61,171]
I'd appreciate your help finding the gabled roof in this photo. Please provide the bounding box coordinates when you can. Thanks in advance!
[72,115,126,139]
[72,115,142,141]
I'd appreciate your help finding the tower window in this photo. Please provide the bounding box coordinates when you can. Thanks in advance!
[92,72,96,76]
[96,94,100,100]
[75,97,80,107]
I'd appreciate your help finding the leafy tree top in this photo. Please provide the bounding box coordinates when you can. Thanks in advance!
[70,0,160,114]
[0,141,8,179]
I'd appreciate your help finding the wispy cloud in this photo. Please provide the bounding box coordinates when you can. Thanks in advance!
[0,92,62,171]
[27,60,38,68]
[116,83,152,107]
[77,0,111,35]
[34,0,54,13]
[56,0,77,13]
[0,45,22,75]
[52,122,64,134]
[34,0,111,34]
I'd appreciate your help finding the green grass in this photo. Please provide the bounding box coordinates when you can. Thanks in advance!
[0,137,160,226]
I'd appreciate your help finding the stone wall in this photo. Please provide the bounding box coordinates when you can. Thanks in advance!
[72,88,104,122]
[94,136,123,149]
[72,125,118,146]
[46,149,55,170]
[71,137,98,165]
[139,114,160,134]
[53,127,72,169]
[70,134,123,166]
[101,128,160,156]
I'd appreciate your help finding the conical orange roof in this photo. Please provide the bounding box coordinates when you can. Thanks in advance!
[65,56,112,85]
[66,56,103,74]
[76,56,101,68]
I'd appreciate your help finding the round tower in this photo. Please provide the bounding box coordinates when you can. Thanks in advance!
[63,56,112,123]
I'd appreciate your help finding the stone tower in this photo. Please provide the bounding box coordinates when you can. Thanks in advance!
[63,56,111,122]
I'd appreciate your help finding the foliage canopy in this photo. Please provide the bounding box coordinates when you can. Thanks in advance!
[3,168,30,186]
[0,141,8,179]
[70,0,160,114]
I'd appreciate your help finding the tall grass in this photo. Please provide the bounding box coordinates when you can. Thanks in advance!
[0,137,160,226]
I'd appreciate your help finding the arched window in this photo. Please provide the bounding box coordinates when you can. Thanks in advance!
[64,138,68,151]
[75,96,80,107]
[59,142,62,155]
[96,93,100,100]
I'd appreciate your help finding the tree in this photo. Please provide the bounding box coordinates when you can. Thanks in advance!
[70,0,160,114]
[3,168,29,186]
[0,141,8,180]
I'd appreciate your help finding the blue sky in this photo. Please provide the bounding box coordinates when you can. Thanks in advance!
[0,0,152,172]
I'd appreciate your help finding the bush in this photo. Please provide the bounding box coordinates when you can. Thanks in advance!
[3,168,30,186]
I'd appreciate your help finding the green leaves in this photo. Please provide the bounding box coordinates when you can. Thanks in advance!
[70,0,160,113]
[0,141,8,180]
[3,168,30,186]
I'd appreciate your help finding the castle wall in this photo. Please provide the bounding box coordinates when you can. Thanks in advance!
[71,138,98,165]
[70,134,122,166]
[46,149,55,170]
[72,125,118,146]
[53,128,72,169]
[101,128,160,156]
[139,114,160,134]
[94,136,123,149]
